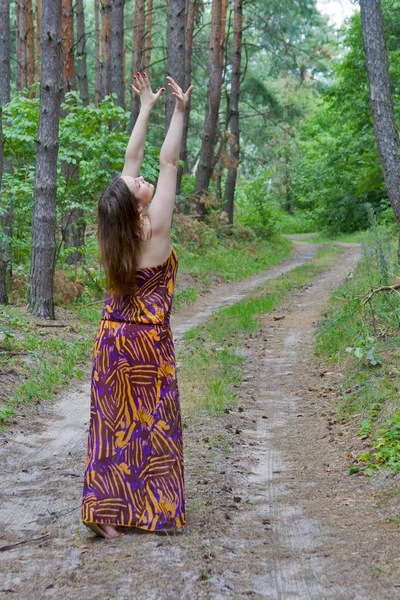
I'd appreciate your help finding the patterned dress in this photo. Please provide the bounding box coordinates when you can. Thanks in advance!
[81,246,185,531]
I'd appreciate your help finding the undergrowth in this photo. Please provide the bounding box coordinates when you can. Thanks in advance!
[317,211,400,477]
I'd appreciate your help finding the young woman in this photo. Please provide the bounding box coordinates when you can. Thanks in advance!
[81,73,194,539]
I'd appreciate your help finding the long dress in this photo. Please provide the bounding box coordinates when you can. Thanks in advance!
[81,246,185,531]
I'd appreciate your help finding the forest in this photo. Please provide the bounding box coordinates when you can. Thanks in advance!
[1,0,400,594]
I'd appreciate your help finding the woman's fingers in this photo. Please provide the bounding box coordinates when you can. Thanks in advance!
[136,72,145,90]
[166,76,182,93]
[130,84,140,95]
[155,87,165,100]
[185,85,194,98]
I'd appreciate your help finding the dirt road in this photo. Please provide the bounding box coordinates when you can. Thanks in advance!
[1,242,399,599]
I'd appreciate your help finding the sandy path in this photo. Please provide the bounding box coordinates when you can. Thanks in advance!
[1,242,398,599]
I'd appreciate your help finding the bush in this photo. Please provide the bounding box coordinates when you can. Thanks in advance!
[235,172,280,238]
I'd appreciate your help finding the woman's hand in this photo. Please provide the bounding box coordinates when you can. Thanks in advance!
[166,76,194,113]
[130,72,165,111]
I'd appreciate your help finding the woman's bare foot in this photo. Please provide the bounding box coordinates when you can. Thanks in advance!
[99,524,120,538]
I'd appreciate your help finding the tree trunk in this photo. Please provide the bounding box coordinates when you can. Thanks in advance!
[101,0,112,98]
[16,0,28,90]
[29,0,63,319]
[177,0,196,194]
[143,0,153,73]
[0,0,11,305]
[27,0,35,88]
[76,0,89,105]
[60,0,83,268]
[223,0,242,224]
[166,0,185,130]
[36,0,42,78]
[282,71,292,214]
[130,0,145,128]
[94,0,101,106]
[61,0,75,93]
[111,0,125,107]
[360,0,400,226]
[194,0,224,217]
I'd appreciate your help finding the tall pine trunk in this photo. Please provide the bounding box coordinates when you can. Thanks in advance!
[36,0,42,78]
[111,0,125,107]
[177,0,196,193]
[76,0,89,105]
[16,0,28,90]
[101,0,112,98]
[360,0,400,226]
[223,0,242,224]
[131,0,145,128]
[29,0,63,319]
[61,0,84,266]
[166,0,185,129]
[27,0,35,88]
[0,0,11,305]
[143,0,153,72]
[194,0,224,218]
[95,0,101,106]
[61,0,76,93]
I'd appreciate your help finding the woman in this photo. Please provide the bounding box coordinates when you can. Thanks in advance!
[81,73,194,539]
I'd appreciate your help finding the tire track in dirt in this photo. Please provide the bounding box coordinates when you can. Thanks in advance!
[194,243,400,599]
[4,242,397,599]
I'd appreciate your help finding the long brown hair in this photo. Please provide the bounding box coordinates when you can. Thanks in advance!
[97,176,149,299]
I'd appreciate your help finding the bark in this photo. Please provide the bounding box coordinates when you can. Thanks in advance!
[130,0,145,128]
[166,0,185,129]
[95,0,101,106]
[61,210,86,265]
[143,0,153,73]
[194,0,224,217]
[177,0,196,193]
[16,0,29,90]
[61,0,76,93]
[61,2,85,266]
[29,0,63,319]
[282,71,292,214]
[0,0,10,106]
[27,0,35,88]
[122,27,126,101]
[76,0,89,105]
[101,0,112,98]
[360,0,400,226]
[0,0,11,305]
[111,0,125,107]
[221,0,228,60]
[36,0,42,78]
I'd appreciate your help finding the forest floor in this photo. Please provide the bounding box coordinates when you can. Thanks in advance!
[1,241,400,599]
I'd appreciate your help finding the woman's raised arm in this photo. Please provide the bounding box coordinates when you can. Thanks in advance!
[121,73,164,179]
[149,77,194,232]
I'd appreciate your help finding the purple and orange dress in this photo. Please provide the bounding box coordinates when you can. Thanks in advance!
[81,246,185,531]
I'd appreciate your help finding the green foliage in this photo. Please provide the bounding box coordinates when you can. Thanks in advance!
[1,91,160,267]
[235,172,281,238]
[291,4,400,233]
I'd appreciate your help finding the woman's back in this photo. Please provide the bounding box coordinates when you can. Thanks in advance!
[102,246,178,325]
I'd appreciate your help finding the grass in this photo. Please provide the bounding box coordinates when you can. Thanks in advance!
[175,235,293,284]
[316,224,400,477]
[178,245,344,417]
[0,306,95,422]
[287,231,368,244]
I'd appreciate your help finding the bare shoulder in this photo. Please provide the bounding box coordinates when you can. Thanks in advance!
[137,230,173,269]
[146,200,174,234]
